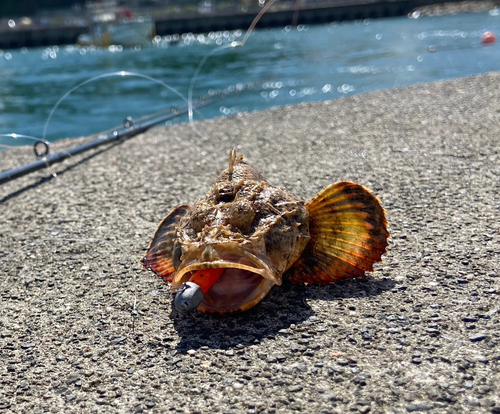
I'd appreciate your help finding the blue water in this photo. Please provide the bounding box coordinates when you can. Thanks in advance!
[1,10,500,147]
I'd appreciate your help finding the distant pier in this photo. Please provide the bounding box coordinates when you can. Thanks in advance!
[156,0,416,35]
[0,0,470,49]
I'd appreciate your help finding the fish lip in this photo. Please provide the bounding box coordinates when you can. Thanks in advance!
[170,247,281,313]
[171,248,281,289]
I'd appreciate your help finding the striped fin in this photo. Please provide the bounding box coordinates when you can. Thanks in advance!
[288,182,389,284]
[142,204,190,282]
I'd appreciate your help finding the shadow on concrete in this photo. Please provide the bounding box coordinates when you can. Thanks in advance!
[171,276,395,351]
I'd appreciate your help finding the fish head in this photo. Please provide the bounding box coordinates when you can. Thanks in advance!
[167,151,310,314]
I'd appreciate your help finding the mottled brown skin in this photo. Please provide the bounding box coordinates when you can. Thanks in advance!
[176,155,310,274]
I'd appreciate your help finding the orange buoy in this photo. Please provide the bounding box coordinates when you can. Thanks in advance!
[481,31,496,45]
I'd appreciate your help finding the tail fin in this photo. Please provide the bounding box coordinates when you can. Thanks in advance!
[142,204,190,282]
[288,182,389,284]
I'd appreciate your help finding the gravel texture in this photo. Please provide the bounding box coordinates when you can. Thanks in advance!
[1,72,499,414]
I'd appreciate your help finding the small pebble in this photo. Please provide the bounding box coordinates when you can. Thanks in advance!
[66,374,80,384]
[467,396,481,406]
[287,385,303,393]
[21,342,36,349]
[296,364,307,372]
[469,333,486,342]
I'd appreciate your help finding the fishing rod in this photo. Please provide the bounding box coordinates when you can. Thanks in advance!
[0,93,226,186]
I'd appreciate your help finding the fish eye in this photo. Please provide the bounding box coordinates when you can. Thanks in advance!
[215,182,235,202]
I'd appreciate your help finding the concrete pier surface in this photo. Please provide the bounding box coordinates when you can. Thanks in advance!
[0,72,499,413]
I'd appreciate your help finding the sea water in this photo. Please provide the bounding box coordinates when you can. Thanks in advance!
[1,10,500,147]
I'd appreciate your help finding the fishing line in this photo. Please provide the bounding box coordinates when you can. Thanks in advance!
[0,133,70,186]
[0,133,49,153]
[42,70,189,141]
[238,0,276,47]
[187,44,236,133]
[1,75,161,186]
[0,87,227,185]
[187,0,277,133]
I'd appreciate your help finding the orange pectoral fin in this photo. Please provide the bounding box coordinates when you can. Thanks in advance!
[188,268,225,293]
[289,182,389,285]
[142,204,190,282]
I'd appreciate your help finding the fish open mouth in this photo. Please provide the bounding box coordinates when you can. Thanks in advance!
[171,249,279,313]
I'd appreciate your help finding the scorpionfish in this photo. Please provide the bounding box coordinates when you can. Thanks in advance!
[142,149,389,315]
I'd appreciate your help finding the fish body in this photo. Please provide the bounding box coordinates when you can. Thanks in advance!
[142,150,389,314]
